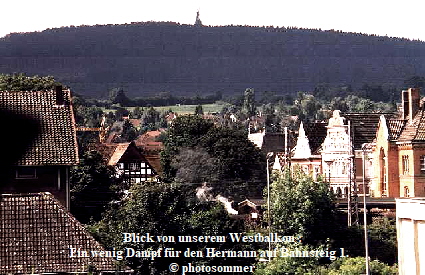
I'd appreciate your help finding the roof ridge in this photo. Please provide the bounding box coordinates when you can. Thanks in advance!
[413,110,425,141]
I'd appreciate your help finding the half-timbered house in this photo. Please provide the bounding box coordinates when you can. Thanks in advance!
[96,141,161,183]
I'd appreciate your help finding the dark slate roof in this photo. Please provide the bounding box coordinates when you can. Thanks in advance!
[343,113,398,149]
[0,90,79,166]
[0,193,123,273]
[261,133,285,153]
[304,122,327,154]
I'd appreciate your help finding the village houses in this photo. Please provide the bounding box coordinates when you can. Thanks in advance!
[262,88,425,199]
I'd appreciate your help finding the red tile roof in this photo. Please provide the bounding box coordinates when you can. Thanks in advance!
[93,142,163,177]
[108,143,132,166]
[0,90,79,166]
[397,107,425,142]
[0,193,124,273]
[128,118,141,128]
[135,130,164,152]
[386,119,406,141]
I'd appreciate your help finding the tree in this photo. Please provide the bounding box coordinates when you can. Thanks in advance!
[160,115,215,182]
[0,73,62,91]
[256,255,397,275]
[325,257,397,275]
[367,217,397,264]
[161,115,266,197]
[200,126,266,184]
[131,106,143,119]
[243,88,256,117]
[194,104,204,115]
[70,151,117,223]
[140,106,164,132]
[254,243,324,275]
[119,119,138,142]
[109,88,133,106]
[91,183,249,274]
[293,93,323,121]
[268,167,336,245]
[171,147,219,184]
[114,106,130,120]
[404,75,425,89]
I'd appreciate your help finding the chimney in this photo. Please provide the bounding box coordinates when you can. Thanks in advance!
[55,85,65,106]
[402,88,420,121]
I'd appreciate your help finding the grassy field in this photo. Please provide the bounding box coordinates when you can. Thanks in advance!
[153,103,230,114]
[104,102,231,115]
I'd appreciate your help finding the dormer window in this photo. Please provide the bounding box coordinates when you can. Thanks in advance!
[16,167,37,179]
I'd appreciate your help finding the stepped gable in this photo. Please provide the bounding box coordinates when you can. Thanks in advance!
[0,193,124,273]
[0,89,78,165]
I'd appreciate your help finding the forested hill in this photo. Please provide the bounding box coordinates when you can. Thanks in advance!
[0,22,424,98]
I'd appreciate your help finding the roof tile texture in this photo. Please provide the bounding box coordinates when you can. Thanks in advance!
[0,193,119,273]
[0,90,79,165]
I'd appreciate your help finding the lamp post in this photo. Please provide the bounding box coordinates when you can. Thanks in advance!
[266,152,273,261]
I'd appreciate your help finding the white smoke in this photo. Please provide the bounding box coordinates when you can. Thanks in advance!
[196,182,238,215]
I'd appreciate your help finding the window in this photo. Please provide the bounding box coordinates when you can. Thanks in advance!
[342,162,347,175]
[129,163,140,171]
[313,166,320,180]
[15,167,37,179]
[402,155,409,175]
[404,186,410,197]
[421,156,425,174]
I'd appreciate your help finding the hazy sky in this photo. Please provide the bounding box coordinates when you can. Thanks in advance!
[2,0,425,41]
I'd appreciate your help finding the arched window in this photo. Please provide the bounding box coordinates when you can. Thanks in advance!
[336,187,342,198]
[404,186,410,197]
[379,148,387,196]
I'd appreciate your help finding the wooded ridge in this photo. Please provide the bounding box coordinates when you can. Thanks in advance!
[0,22,424,98]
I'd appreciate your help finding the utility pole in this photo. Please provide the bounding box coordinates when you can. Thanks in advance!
[362,145,370,275]
[347,120,359,226]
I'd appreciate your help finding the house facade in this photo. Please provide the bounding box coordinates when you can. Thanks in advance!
[290,122,323,180]
[277,110,390,198]
[0,88,79,209]
[96,141,161,184]
[371,88,425,197]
